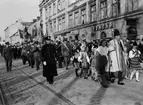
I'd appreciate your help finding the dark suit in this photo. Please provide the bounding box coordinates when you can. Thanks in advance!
[33,46,41,70]
[26,45,35,68]
[41,43,58,84]
[3,46,13,72]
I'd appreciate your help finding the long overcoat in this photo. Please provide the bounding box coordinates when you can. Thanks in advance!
[108,39,126,72]
[41,43,58,78]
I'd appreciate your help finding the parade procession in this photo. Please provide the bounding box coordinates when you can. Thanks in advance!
[0,0,143,105]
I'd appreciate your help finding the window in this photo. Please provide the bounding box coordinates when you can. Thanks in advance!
[49,6,52,16]
[74,12,79,26]
[53,3,56,14]
[53,20,56,32]
[91,5,96,22]
[57,0,61,12]
[62,17,66,30]
[128,0,138,12]
[81,9,86,24]
[50,22,52,32]
[100,0,107,19]
[112,0,120,16]
[69,14,73,27]
[58,19,61,31]
[57,0,65,12]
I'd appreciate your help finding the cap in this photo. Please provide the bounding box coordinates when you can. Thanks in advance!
[5,42,9,45]
[113,29,120,37]
[44,36,51,40]
[133,42,138,46]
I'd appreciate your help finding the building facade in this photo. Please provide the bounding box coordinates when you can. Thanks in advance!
[39,0,143,41]
[4,19,33,45]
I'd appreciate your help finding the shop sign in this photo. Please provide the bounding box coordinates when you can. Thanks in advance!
[95,22,113,31]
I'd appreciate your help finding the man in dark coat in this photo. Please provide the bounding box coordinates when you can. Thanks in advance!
[3,42,13,72]
[61,39,70,70]
[13,45,17,59]
[21,44,28,65]
[56,41,63,68]
[33,42,41,70]
[41,36,58,84]
[26,42,35,68]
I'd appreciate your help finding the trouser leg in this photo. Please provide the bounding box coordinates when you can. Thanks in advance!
[118,71,123,82]
[100,73,108,87]
[8,60,12,71]
[35,58,40,70]
[64,57,68,69]
[6,60,9,72]
[58,57,62,68]
[46,76,54,84]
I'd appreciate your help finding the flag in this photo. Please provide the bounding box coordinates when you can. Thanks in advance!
[19,29,24,38]
[24,27,31,39]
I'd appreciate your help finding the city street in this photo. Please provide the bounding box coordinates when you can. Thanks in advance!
[0,56,143,105]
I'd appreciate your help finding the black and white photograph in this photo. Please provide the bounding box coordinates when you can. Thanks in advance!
[0,0,143,105]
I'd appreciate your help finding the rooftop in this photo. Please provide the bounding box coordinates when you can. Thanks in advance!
[21,22,33,27]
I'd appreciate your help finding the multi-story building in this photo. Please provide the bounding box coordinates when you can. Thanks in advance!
[4,19,33,45]
[39,0,143,41]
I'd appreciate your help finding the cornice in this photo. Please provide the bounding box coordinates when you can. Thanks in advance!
[48,0,56,6]
[68,3,86,14]
[39,0,49,9]
[57,13,66,19]
[39,0,56,8]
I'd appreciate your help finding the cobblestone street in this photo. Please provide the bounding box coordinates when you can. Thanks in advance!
[0,56,143,105]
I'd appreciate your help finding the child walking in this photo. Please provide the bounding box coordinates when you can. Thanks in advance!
[71,49,80,77]
[129,42,142,82]
[90,44,98,81]
[78,45,90,79]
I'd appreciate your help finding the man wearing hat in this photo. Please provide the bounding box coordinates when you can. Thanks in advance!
[41,36,58,84]
[3,42,13,72]
[108,29,126,85]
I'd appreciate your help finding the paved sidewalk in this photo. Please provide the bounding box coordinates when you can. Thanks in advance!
[0,59,143,105]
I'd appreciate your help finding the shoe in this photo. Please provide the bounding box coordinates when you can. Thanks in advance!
[102,85,108,88]
[118,82,125,85]
[110,78,115,83]
[136,80,139,82]
[84,77,88,79]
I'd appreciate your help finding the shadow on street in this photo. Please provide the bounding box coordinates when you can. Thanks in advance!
[88,86,107,105]
[47,75,78,105]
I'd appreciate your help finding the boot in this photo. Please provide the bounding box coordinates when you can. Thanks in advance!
[135,71,139,82]
[118,71,125,85]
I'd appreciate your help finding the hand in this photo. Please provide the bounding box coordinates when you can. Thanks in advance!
[43,61,46,65]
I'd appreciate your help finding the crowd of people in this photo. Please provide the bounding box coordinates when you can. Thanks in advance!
[0,28,143,87]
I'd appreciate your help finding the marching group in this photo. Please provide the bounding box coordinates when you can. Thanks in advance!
[0,28,143,87]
